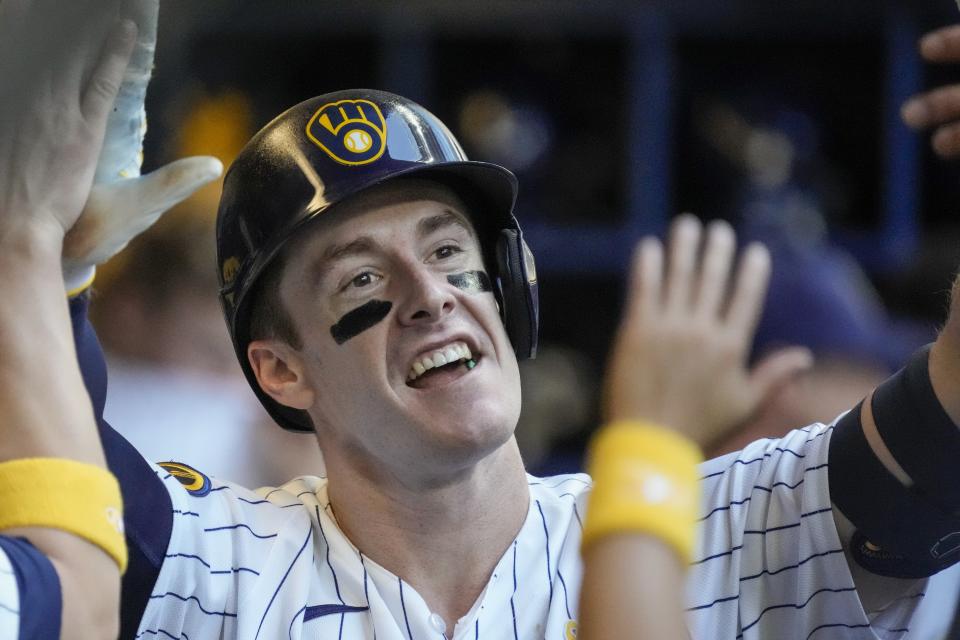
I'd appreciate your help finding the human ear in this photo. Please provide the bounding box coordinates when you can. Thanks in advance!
[247,339,315,410]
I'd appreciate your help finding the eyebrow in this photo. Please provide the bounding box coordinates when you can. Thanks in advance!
[309,209,475,287]
[417,210,475,239]
[322,236,377,264]
[309,236,378,286]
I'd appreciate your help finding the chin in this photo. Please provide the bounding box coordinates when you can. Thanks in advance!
[426,405,519,467]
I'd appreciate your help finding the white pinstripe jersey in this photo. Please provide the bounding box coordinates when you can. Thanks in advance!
[136,422,926,640]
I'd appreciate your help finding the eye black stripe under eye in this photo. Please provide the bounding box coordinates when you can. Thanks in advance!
[330,300,392,345]
[447,271,492,293]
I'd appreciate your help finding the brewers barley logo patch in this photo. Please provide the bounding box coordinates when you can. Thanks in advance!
[158,461,212,497]
[306,99,387,165]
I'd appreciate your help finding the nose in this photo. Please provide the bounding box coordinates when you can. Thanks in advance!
[396,262,456,326]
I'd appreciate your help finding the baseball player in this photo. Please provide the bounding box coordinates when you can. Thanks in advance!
[5,2,960,640]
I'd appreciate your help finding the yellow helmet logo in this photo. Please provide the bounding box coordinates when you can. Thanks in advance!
[306,99,387,166]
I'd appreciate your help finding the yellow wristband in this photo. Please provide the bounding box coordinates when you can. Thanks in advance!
[0,458,126,572]
[582,421,703,564]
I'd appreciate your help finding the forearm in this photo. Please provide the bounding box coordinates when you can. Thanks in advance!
[0,224,102,464]
[578,423,701,640]
[579,535,688,640]
[0,223,119,639]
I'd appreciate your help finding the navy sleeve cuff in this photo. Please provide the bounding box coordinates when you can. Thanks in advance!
[0,536,61,640]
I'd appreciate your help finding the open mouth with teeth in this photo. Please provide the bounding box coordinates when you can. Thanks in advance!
[406,342,479,388]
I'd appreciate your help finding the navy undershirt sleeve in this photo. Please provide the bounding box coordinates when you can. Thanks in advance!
[0,536,61,640]
[69,294,173,638]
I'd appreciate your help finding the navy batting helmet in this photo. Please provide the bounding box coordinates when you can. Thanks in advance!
[216,89,539,432]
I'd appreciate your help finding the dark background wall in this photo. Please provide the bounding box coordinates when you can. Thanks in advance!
[128,0,960,469]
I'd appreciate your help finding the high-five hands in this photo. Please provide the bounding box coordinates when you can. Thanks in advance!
[62,0,222,293]
[0,0,138,241]
[603,215,814,448]
[0,2,152,636]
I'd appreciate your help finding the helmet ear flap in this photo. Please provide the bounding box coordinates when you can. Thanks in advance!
[495,229,539,360]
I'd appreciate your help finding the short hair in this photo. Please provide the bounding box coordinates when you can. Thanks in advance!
[245,248,314,430]
[246,249,303,350]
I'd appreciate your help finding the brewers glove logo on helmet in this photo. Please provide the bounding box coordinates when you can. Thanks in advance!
[306,99,387,165]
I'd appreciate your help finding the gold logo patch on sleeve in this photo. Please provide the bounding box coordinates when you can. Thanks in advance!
[158,461,212,497]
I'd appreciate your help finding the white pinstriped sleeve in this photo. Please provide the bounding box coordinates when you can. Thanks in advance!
[134,466,311,640]
[0,546,18,640]
[685,423,924,640]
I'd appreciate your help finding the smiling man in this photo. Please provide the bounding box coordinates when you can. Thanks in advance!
[8,1,960,635]
[187,94,564,637]
[242,178,534,633]
[248,181,524,473]
[65,88,951,640]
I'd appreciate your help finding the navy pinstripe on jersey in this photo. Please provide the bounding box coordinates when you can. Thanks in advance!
[66,276,931,638]
[130,421,926,639]
[687,424,922,640]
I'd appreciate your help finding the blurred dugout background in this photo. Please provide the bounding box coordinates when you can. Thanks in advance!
[94,0,960,484]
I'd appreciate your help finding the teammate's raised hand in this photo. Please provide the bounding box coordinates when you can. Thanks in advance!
[0,3,144,634]
[62,0,223,293]
[902,24,960,158]
[0,0,136,239]
[603,215,813,448]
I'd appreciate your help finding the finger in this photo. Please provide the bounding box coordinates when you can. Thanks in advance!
[932,121,960,159]
[746,346,814,409]
[901,85,960,130]
[724,242,771,337]
[625,236,664,324]
[920,25,960,63]
[133,156,224,217]
[664,213,701,313]
[121,0,158,40]
[81,18,137,124]
[694,219,736,319]
[64,156,221,264]
[120,0,158,80]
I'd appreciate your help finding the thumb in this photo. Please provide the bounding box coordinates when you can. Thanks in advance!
[132,155,223,219]
[747,346,814,407]
[63,156,222,265]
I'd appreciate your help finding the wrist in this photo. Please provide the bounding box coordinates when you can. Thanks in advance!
[582,421,703,564]
[604,407,706,449]
[0,218,64,263]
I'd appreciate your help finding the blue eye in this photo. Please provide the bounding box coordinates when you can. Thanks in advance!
[350,272,378,289]
[435,245,462,260]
